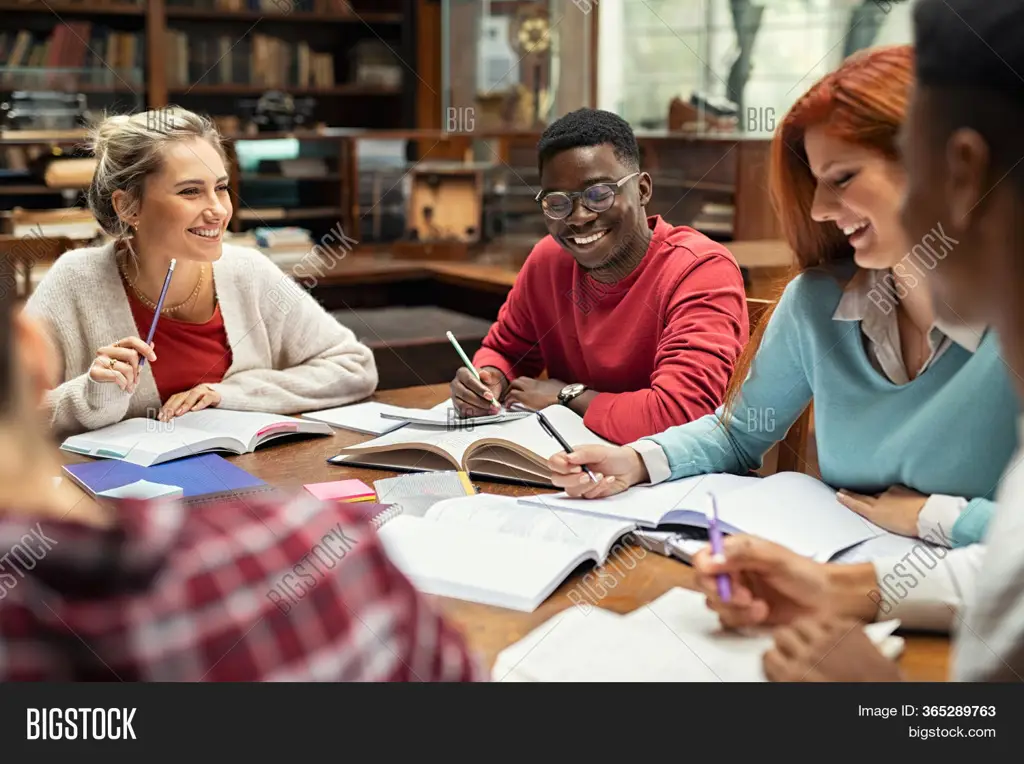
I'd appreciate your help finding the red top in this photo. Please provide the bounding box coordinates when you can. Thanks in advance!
[0,492,481,680]
[473,215,749,444]
[126,289,233,400]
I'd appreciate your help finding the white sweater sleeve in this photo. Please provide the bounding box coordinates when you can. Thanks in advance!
[206,258,378,413]
[869,543,985,632]
[25,260,134,434]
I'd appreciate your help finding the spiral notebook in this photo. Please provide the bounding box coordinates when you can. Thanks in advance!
[62,453,274,505]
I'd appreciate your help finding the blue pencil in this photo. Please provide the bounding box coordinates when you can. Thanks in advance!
[139,259,176,369]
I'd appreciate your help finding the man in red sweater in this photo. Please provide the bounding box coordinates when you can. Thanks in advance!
[450,108,749,444]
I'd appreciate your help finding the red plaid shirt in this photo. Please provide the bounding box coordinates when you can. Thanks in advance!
[0,492,483,681]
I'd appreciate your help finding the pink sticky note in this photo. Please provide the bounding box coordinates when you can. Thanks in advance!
[304,479,376,502]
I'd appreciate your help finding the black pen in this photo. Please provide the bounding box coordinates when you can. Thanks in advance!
[536,410,599,484]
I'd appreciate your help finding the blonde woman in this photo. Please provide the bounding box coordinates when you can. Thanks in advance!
[25,107,377,436]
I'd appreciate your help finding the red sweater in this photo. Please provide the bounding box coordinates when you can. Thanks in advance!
[473,215,749,444]
[127,291,233,401]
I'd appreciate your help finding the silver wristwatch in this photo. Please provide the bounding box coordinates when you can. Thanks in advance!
[557,383,587,406]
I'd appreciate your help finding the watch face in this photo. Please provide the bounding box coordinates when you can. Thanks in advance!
[560,383,585,400]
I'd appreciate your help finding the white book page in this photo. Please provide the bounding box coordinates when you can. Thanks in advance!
[61,418,216,464]
[336,421,480,465]
[714,471,897,559]
[375,514,592,612]
[301,401,411,435]
[337,404,608,469]
[519,473,759,527]
[424,494,635,560]
[495,587,901,681]
[173,409,313,443]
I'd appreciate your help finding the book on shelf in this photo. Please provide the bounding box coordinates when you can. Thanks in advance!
[0,25,143,89]
[165,30,336,89]
[328,404,612,487]
[60,409,333,467]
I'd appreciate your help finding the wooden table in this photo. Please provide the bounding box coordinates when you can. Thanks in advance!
[63,384,952,681]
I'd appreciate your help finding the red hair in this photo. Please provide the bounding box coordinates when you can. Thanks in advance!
[722,44,914,421]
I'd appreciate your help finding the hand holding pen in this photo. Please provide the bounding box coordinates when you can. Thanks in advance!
[447,331,506,417]
[707,493,732,602]
[536,410,600,484]
[89,259,173,393]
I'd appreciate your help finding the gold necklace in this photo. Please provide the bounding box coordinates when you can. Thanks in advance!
[120,252,205,315]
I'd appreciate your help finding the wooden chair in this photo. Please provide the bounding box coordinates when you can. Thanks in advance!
[0,234,72,297]
[746,297,814,475]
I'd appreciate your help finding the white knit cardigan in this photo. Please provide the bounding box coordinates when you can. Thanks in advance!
[25,241,378,436]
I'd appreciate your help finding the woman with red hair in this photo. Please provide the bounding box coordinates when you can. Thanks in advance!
[548,45,1017,556]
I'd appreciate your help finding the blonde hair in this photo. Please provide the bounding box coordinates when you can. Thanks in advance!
[86,106,228,240]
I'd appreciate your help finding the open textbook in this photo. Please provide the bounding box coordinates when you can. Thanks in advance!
[373,492,639,611]
[492,587,904,682]
[518,471,906,561]
[60,409,333,467]
[329,404,611,486]
[303,399,531,435]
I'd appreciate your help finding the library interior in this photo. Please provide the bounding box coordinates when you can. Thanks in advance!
[0,1,970,683]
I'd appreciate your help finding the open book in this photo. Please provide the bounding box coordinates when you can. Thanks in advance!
[329,404,612,486]
[60,409,333,467]
[492,587,904,682]
[373,492,640,612]
[302,400,529,435]
[518,471,903,561]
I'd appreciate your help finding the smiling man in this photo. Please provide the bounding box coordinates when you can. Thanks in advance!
[450,108,748,444]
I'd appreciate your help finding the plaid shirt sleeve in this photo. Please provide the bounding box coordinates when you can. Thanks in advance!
[0,492,484,681]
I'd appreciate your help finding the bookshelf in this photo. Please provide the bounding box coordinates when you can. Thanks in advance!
[0,0,420,231]
[0,1,417,126]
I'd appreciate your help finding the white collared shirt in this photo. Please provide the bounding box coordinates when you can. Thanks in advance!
[832,268,988,544]
[832,267,985,385]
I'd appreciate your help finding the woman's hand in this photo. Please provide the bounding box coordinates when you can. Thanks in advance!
[547,445,649,498]
[89,337,156,393]
[159,384,221,421]
[836,485,927,537]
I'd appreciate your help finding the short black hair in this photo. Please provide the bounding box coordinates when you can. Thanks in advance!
[537,108,640,173]
[913,0,1024,100]
[913,0,1024,191]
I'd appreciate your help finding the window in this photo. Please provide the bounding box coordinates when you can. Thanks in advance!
[598,0,913,133]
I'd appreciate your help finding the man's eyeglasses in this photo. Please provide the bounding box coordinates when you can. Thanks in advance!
[535,172,640,220]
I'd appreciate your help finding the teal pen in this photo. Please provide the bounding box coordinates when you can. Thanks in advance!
[446,330,499,407]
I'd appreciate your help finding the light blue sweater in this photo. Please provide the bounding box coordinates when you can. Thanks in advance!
[640,264,1020,548]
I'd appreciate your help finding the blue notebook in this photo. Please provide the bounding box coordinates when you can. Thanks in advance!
[63,453,274,505]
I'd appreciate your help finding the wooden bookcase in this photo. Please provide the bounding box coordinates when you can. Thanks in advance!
[0,0,417,124]
[0,0,421,233]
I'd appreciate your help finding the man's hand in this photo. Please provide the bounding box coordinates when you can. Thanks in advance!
[504,377,566,411]
[450,367,506,417]
[158,384,221,422]
[837,485,928,537]
[547,445,648,498]
[763,616,903,682]
[691,535,832,628]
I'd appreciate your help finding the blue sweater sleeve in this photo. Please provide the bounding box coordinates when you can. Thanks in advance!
[640,273,817,479]
[952,498,996,547]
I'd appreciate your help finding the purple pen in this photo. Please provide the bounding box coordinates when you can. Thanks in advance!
[138,258,176,369]
[707,492,732,602]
